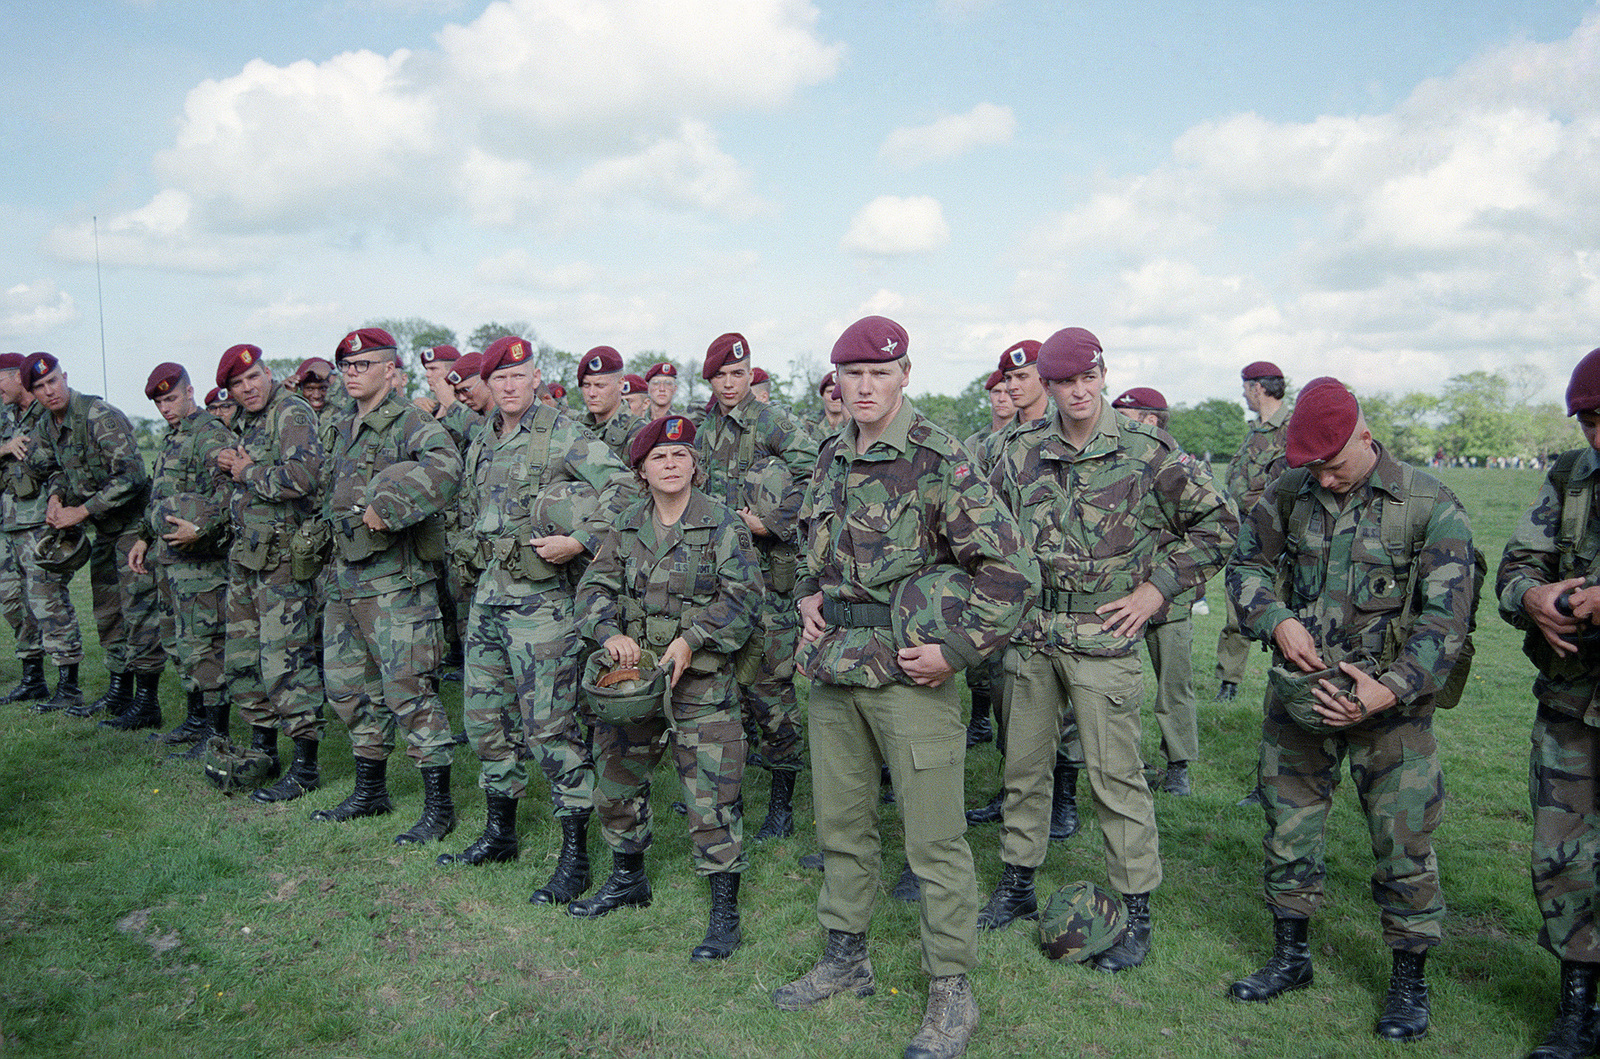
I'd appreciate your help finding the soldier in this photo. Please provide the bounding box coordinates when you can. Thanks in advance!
[205,387,238,428]
[540,383,568,410]
[1497,347,1600,1059]
[309,328,463,844]
[1109,386,1202,796]
[697,332,818,841]
[214,343,327,802]
[1225,380,1472,1041]
[415,344,461,417]
[576,346,644,463]
[1216,361,1291,702]
[447,354,493,421]
[958,368,1018,751]
[622,374,650,419]
[1000,339,1049,426]
[773,315,1030,1059]
[127,364,234,755]
[571,414,763,959]
[645,362,680,420]
[751,367,772,404]
[977,329,1236,979]
[19,352,166,727]
[0,353,81,708]
[437,351,490,671]
[436,335,634,911]
[815,371,846,439]
[294,358,334,417]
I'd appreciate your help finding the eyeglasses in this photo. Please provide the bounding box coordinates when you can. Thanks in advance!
[339,357,387,376]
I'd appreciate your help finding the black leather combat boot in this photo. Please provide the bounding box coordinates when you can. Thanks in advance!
[965,790,1003,826]
[2,658,48,704]
[1093,892,1151,972]
[436,793,520,865]
[1528,960,1600,1059]
[1375,949,1430,1040]
[1049,760,1080,840]
[976,862,1037,930]
[156,689,208,744]
[102,672,162,730]
[567,850,650,918]
[311,756,393,822]
[966,687,993,748]
[690,872,742,960]
[35,663,80,713]
[754,768,796,841]
[530,810,593,905]
[1229,916,1312,1001]
[250,736,319,802]
[394,765,456,844]
[70,670,130,718]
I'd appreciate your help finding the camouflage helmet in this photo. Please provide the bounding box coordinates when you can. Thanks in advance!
[579,648,670,726]
[891,566,976,652]
[530,480,601,537]
[742,456,791,532]
[202,735,278,795]
[365,461,425,523]
[1039,881,1129,962]
[34,526,88,575]
[1267,663,1352,736]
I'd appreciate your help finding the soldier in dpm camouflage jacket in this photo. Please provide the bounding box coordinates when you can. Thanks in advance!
[309,329,463,847]
[128,363,235,757]
[1225,380,1473,1042]
[773,317,1031,1059]
[571,414,763,959]
[979,328,1236,976]
[436,336,635,910]
[213,343,328,804]
[20,352,164,724]
[1496,347,1600,1058]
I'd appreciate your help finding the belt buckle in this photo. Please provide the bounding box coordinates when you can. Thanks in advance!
[838,601,852,626]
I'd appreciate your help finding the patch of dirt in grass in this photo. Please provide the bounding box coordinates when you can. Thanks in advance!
[0,874,41,935]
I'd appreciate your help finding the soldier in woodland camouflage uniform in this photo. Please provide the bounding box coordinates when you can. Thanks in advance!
[1225,380,1472,1042]
[1497,347,1600,1059]
[978,329,1236,981]
[128,364,234,756]
[436,336,634,910]
[213,343,327,802]
[204,387,238,429]
[0,352,80,707]
[645,362,681,421]
[958,367,1018,752]
[438,352,489,662]
[773,317,1031,1059]
[308,328,462,845]
[697,332,818,842]
[622,374,649,420]
[1216,361,1291,703]
[19,352,165,726]
[576,346,644,463]
[570,414,762,959]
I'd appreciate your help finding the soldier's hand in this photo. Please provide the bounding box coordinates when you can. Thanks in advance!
[604,634,641,668]
[45,497,88,529]
[1524,577,1586,657]
[412,393,440,415]
[662,637,692,689]
[898,644,954,688]
[362,505,388,532]
[1568,585,1600,622]
[1310,661,1397,727]
[162,514,201,547]
[798,592,827,643]
[1096,583,1164,640]
[127,539,149,575]
[531,534,583,564]
[736,507,771,537]
[217,446,254,481]
[1272,617,1326,673]
[0,434,27,460]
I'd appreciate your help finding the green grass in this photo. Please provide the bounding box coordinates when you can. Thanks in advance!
[0,466,1567,1056]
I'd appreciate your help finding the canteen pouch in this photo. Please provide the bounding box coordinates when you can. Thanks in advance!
[4,461,38,500]
[288,519,331,581]
[767,541,799,595]
[412,512,447,563]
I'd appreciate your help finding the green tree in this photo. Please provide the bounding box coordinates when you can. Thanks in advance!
[365,317,455,399]
[1436,371,1516,462]
[1168,398,1245,459]
[1361,391,1439,464]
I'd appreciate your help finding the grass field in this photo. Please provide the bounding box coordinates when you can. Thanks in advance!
[0,465,1570,1057]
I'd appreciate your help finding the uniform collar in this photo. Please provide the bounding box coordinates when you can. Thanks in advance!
[837,396,916,460]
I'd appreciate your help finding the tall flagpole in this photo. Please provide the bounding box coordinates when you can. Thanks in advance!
[93,216,108,394]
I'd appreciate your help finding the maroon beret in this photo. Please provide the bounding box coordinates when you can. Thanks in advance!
[702,333,752,379]
[998,339,1041,373]
[204,387,232,407]
[1286,379,1360,468]
[145,362,187,399]
[831,316,909,365]
[1296,376,1340,400]
[0,353,22,372]
[752,367,770,385]
[1242,361,1283,380]
[985,369,1006,391]
[336,328,397,360]
[1037,328,1104,382]
[645,362,678,382]
[446,352,484,386]
[1566,348,1600,416]
[420,344,460,365]
[216,344,263,387]
[818,370,837,396]
[1112,386,1166,411]
[22,352,60,389]
[621,373,647,395]
[480,336,536,379]
[628,414,697,467]
[577,346,624,383]
[296,357,334,382]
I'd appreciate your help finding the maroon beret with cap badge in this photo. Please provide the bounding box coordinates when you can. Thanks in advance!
[144,362,187,399]
[818,370,837,396]
[1566,348,1600,416]
[621,373,647,395]
[336,328,397,360]
[21,352,60,389]
[752,367,770,385]
[1286,380,1360,467]
[998,339,1041,373]
[645,362,678,382]
[480,336,535,380]
[204,386,231,408]
[1036,328,1104,382]
[446,352,484,386]
[215,344,261,387]
[296,357,334,382]
[985,369,1006,391]
[577,346,624,384]
[830,316,909,365]
[628,414,697,467]
[420,345,460,365]
[1111,386,1166,411]
[702,333,752,379]
[0,353,23,372]
[548,384,566,401]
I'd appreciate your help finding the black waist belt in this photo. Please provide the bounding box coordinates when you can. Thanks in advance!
[1039,587,1125,613]
[822,598,892,628]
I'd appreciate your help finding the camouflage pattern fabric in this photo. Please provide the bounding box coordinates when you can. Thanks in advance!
[1218,400,1290,684]
[0,534,39,658]
[11,524,80,664]
[325,590,450,767]
[1039,881,1128,962]
[581,407,644,464]
[437,401,483,455]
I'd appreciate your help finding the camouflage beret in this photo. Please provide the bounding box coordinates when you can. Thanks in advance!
[742,456,791,531]
[21,352,60,389]
[481,336,535,379]
[629,415,696,467]
[891,566,976,662]
[831,316,908,366]
[0,353,23,372]
[446,352,484,386]
[1037,328,1104,382]
[1567,348,1600,416]
[1286,380,1359,468]
[703,333,751,379]
[621,373,647,396]
[216,344,263,387]
[1268,664,1355,736]
[336,328,397,359]
[1111,387,1166,411]
[420,344,460,365]
[145,362,187,399]
[1040,881,1129,962]
[577,346,624,383]
[529,479,601,536]
[645,362,679,383]
[1242,361,1283,380]
[998,339,1041,373]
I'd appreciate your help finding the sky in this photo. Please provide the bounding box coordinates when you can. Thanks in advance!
[3,0,1598,418]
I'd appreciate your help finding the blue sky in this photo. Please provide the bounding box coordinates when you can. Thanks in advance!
[4,0,1597,417]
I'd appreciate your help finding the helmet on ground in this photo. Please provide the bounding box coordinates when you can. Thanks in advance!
[202,735,278,795]
[1039,881,1128,962]
[579,648,669,725]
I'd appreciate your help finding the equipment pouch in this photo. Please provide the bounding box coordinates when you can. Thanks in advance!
[233,523,282,572]
[412,512,447,563]
[331,510,391,563]
[767,541,799,595]
[733,634,762,686]
[288,519,331,581]
[4,461,38,500]
[644,614,680,650]
[502,538,559,582]
[686,647,724,676]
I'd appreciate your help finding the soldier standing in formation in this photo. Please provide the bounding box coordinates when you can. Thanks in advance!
[775,316,1030,1059]
[214,343,327,803]
[571,414,763,958]
[645,361,680,420]
[576,346,644,463]
[621,374,649,419]
[128,363,234,756]
[311,328,463,844]
[204,387,237,427]
[697,333,817,841]
[959,367,1019,752]
[814,371,845,439]
[1225,380,1473,1041]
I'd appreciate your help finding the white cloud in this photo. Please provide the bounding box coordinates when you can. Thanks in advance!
[879,103,1015,168]
[0,282,75,340]
[842,196,950,256]
[473,250,598,291]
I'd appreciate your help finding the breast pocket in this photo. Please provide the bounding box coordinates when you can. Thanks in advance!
[1350,535,1408,614]
[845,493,921,581]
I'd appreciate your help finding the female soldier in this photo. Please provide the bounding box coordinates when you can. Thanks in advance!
[571,414,764,961]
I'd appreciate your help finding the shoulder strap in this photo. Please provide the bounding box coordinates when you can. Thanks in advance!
[1550,449,1592,573]
[1272,467,1313,605]
[522,404,561,497]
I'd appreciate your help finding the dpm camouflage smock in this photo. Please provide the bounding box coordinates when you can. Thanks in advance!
[991,398,1237,658]
[797,397,1033,687]
[1225,400,1291,512]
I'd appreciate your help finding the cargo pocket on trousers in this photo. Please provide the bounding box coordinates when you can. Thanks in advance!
[909,734,967,840]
